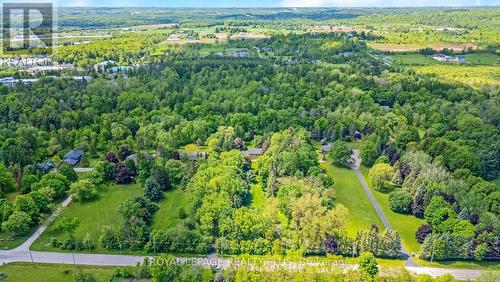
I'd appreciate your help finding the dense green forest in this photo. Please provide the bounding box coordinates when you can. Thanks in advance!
[0,8,500,281]
[0,8,499,274]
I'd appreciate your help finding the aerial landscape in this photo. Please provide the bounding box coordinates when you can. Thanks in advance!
[0,0,498,281]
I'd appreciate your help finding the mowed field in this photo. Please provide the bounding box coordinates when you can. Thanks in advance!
[320,161,384,236]
[0,263,117,281]
[32,183,142,251]
[359,166,426,254]
[151,187,190,231]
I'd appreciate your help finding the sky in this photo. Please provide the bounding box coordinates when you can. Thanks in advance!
[52,0,499,7]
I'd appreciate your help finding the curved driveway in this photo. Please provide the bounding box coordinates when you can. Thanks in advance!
[0,161,495,280]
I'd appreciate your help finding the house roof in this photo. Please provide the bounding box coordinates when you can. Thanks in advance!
[241,148,264,156]
[63,149,84,165]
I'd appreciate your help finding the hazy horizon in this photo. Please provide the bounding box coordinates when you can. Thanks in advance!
[53,0,500,8]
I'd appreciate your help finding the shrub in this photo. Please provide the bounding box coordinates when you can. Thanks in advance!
[74,270,97,282]
[59,164,78,183]
[1,211,32,235]
[62,239,75,250]
[358,252,378,279]
[70,180,98,202]
[474,243,488,261]
[389,189,413,214]
[329,141,352,166]
[415,224,432,244]
[144,178,162,202]
[360,141,379,167]
[368,163,394,192]
[50,238,59,247]
[114,163,133,184]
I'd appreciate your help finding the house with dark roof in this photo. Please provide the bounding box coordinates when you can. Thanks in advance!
[63,149,84,166]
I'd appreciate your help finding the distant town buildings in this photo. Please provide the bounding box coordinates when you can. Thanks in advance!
[72,76,92,83]
[432,54,467,63]
[231,50,249,57]
[24,63,74,75]
[0,77,39,87]
[93,60,117,72]
[0,76,91,87]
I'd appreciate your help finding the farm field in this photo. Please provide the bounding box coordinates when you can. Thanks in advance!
[414,65,500,87]
[369,42,477,52]
[359,166,426,254]
[0,263,117,282]
[320,161,384,236]
[391,52,500,66]
[32,183,142,252]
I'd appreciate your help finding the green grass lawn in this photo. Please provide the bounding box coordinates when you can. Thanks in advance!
[32,183,142,251]
[320,161,384,236]
[359,166,426,254]
[152,187,190,231]
[0,263,117,281]
[250,184,265,210]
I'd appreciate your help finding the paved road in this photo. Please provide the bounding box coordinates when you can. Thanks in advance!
[16,196,73,252]
[406,266,485,281]
[0,164,494,280]
[0,247,491,280]
[350,150,417,267]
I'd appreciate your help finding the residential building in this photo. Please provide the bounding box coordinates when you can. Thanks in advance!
[63,149,84,166]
